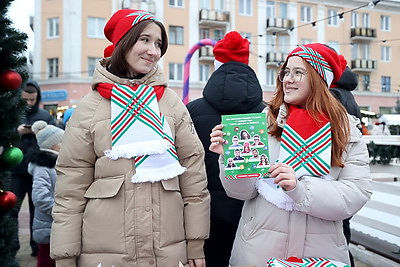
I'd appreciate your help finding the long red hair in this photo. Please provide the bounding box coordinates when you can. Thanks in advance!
[268,60,350,167]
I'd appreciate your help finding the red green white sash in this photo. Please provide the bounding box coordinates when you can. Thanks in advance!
[258,106,332,210]
[101,83,186,183]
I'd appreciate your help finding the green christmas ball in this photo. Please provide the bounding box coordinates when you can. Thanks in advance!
[1,147,23,166]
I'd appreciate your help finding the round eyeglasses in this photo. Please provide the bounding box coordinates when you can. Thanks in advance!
[278,69,308,83]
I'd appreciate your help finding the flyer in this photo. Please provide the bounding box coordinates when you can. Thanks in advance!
[221,113,270,179]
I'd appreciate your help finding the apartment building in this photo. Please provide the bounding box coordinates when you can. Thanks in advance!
[33,0,400,118]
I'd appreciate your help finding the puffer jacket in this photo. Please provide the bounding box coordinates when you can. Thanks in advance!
[218,108,372,267]
[28,149,58,244]
[187,61,266,265]
[187,61,266,225]
[50,60,210,267]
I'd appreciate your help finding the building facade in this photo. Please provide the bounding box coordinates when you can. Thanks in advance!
[32,0,400,120]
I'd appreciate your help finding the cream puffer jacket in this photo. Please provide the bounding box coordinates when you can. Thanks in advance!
[219,108,372,267]
[50,60,210,267]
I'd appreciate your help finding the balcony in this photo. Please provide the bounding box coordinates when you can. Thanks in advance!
[266,18,294,34]
[266,51,287,66]
[199,46,214,61]
[351,59,377,72]
[350,27,377,41]
[199,9,230,26]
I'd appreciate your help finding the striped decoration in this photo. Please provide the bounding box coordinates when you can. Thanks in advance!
[267,257,349,267]
[110,84,163,146]
[127,11,157,25]
[280,121,331,177]
[292,46,334,87]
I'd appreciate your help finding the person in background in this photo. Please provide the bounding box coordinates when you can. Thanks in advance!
[371,121,391,135]
[209,43,372,267]
[187,31,266,267]
[10,80,55,259]
[50,9,210,267]
[28,121,64,267]
[329,64,362,267]
[62,107,75,128]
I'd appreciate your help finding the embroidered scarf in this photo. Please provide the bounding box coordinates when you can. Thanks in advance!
[257,105,332,210]
[97,83,186,183]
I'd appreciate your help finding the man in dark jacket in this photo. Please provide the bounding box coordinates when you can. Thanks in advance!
[330,66,362,267]
[9,80,55,258]
[187,31,266,267]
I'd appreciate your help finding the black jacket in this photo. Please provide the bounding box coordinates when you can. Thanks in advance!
[12,80,55,174]
[187,61,266,225]
[329,67,361,120]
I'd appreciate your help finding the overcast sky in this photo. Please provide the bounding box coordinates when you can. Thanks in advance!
[8,0,34,53]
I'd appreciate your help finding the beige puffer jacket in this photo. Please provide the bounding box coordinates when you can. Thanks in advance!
[50,60,210,267]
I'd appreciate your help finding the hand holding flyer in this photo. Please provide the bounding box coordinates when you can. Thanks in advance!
[221,113,270,179]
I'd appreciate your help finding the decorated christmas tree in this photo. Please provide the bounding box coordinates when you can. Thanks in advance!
[0,0,29,265]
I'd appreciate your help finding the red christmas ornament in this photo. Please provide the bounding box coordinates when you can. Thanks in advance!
[0,191,18,211]
[0,70,23,91]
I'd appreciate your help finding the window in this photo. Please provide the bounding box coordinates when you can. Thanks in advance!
[266,35,274,51]
[301,6,312,23]
[362,13,370,28]
[266,68,276,86]
[88,17,105,38]
[278,36,289,53]
[351,43,359,59]
[361,44,370,59]
[200,0,210,9]
[381,76,391,92]
[267,1,275,19]
[48,58,59,78]
[47,17,59,38]
[301,38,312,45]
[327,41,340,54]
[328,9,338,26]
[200,28,210,40]
[239,0,252,15]
[381,46,391,62]
[87,57,101,77]
[199,64,210,82]
[215,0,224,11]
[280,3,288,19]
[351,12,358,28]
[214,29,225,41]
[381,15,390,31]
[169,26,184,45]
[169,0,183,8]
[362,75,370,91]
[169,63,183,81]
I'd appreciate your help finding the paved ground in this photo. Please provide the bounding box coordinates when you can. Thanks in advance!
[15,162,399,266]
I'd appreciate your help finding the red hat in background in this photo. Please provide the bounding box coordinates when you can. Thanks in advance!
[286,43,347,87]
[213,31,250,65]
[103,9,157,57]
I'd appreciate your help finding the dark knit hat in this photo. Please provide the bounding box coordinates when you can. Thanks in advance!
[286,43,347,87]
[104,9,158,57]
[32,121,64,150]
[213,31,250,64]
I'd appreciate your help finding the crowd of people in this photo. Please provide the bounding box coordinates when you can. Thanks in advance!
[8,8,380,267]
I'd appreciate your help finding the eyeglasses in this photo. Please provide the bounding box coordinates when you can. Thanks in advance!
[278,69,307,83]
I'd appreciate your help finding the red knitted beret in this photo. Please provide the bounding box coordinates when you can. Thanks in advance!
[213,31,250,64]
[103,9,157,57]
[286,43,347,87]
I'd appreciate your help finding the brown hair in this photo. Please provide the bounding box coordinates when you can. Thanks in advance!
[105,20,168,77]
[268,59,350,167]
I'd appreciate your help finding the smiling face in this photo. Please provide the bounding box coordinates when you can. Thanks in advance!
[282,56,311,109]
[125,22,162,76]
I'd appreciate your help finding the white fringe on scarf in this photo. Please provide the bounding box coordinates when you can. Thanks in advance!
[104,140,171,160]
[257,174,333,211]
